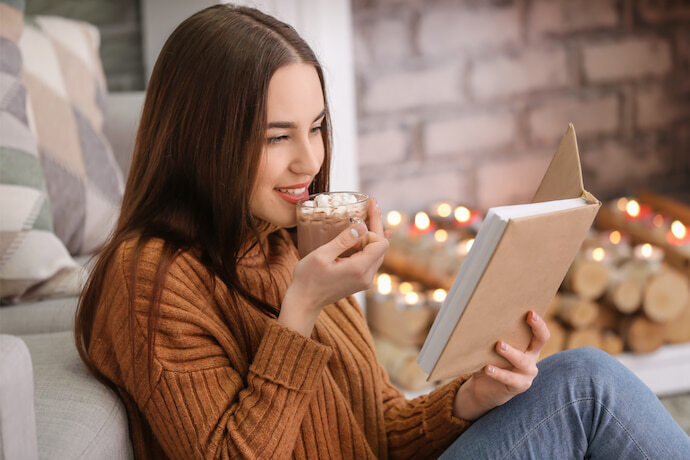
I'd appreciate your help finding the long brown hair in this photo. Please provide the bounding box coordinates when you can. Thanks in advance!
[75,4,331,386]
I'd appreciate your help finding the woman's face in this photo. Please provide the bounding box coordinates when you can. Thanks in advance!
[250,63,326,228]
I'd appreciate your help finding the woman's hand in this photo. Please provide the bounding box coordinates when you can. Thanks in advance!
[452,311,551,421]
[280,198,388,336]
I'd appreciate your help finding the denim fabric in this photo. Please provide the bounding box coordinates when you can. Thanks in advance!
[440,347,690,459]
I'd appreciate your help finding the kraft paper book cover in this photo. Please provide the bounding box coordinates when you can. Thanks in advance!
[417,124,601,382]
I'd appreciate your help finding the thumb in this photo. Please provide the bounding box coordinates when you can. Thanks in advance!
[320,222,368,260]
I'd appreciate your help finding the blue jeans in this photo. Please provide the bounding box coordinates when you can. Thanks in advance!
[440,347,690,459]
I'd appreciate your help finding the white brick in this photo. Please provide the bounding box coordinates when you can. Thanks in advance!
[470,48,568,99]
[358,128,408,166]
[418,5,520,56]
[582,38,672,83]
[363,170,471,214]
[529,95,619,143]
[363,66,462,113]
[529,0,618,38]
[367,17,412,64]
[425,111,516,156]
[476,153,552,209]
[636,86,690,130]
[580,141,666,194]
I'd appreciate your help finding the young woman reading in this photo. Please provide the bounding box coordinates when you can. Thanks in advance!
[75,5,689,459]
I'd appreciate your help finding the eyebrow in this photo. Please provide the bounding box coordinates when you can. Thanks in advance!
[267,108,326,129]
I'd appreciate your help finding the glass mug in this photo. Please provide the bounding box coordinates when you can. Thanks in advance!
[296,192,369,258]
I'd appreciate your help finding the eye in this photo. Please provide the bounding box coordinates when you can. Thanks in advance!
[267,135,288,145]
[310,125,324,135]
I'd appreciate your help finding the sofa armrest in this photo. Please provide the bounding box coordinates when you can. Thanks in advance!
[0,335,38,460]
[104,91,146,180]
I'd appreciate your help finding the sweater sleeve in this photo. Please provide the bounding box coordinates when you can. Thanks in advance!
[343,295,474,458]
[379,366,473,459]
[117,246,333,459]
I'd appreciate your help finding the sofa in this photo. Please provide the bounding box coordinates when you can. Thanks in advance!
[0,2,144,457]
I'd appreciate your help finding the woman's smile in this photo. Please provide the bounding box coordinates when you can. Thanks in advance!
[274,182,311,204]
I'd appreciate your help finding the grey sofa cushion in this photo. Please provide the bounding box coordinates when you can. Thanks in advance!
[0,296,78,335]
[0,334,38,460]
[19,331,132,459]
[0,255,95,335]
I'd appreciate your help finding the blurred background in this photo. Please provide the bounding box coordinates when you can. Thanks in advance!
[26,0,690,213]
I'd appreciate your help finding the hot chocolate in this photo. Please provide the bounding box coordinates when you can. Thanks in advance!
[296,192,369,258]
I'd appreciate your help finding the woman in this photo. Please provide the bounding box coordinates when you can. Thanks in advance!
[76,4,689,459]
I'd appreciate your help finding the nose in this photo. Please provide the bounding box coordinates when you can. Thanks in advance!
[291,135,323,176]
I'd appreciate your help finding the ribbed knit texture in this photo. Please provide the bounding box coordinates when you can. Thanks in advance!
[87,229,472,459]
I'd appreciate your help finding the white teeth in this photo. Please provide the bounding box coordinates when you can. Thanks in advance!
[277,186,306,195]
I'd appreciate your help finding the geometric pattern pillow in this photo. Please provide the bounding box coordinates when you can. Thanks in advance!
[0,0,80,304]
[19,15,124,256]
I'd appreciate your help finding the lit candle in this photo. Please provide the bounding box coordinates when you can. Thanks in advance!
[600,229,632,263]
[402,290,426,310]
[427,288,447,310]
[584,246,611,266]
[624,199,652,222]
[430,201,454,225]
[633,243,664,270]
[408,211,436,238]
[385,210,409,238]
[666,220,690,246]
[453,205,481,230]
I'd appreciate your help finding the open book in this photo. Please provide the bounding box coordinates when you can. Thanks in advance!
[417,124,601,381]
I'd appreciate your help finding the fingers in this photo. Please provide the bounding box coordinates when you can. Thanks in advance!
[525,311,551,354]
[319,222,368,260]
[495,340,538,377]
[483,365,533,394]
[366,198,384,237]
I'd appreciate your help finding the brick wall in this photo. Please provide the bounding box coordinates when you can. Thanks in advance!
[26,0,145,91]
[353,0,690,213]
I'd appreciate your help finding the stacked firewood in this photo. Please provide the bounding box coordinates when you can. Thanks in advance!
[540,248,690,359]
[539,190,690,358]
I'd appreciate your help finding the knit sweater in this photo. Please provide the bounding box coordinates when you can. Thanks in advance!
[87,229,473,459]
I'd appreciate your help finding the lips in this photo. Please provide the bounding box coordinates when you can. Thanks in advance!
[274,182,311,205]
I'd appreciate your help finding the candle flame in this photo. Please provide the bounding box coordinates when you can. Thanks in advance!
[616,197,628,212]
[437,203,452,218]
[404,291,419,305]
[432,289,447,303]
[592,247,606,262]
[376,273,392,295]
[626,200,640,218]
[653,214,664,228]
[399,282,414,295]
[641,243,653,258]
[454,206,471,223]
[609,230,622,245]
[414,212,430,230]
[386,210,402,227]
[434,229,448,243]
[671,220,687,240]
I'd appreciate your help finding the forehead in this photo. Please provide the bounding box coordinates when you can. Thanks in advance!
[266,63,324,122]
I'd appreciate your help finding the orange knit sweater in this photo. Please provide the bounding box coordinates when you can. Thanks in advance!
[87,229,472,459]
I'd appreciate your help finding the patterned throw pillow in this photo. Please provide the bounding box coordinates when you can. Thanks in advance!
[0,0,80,303]
[19,15,124,256]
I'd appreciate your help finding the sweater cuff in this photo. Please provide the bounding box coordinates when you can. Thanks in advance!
[422,375,473,448]
[249,320,332,392]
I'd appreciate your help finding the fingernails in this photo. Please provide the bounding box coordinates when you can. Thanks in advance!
[487,365,495,374]
[500,341,507,351]
[530,311,541,322]
[350,223,367,238]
